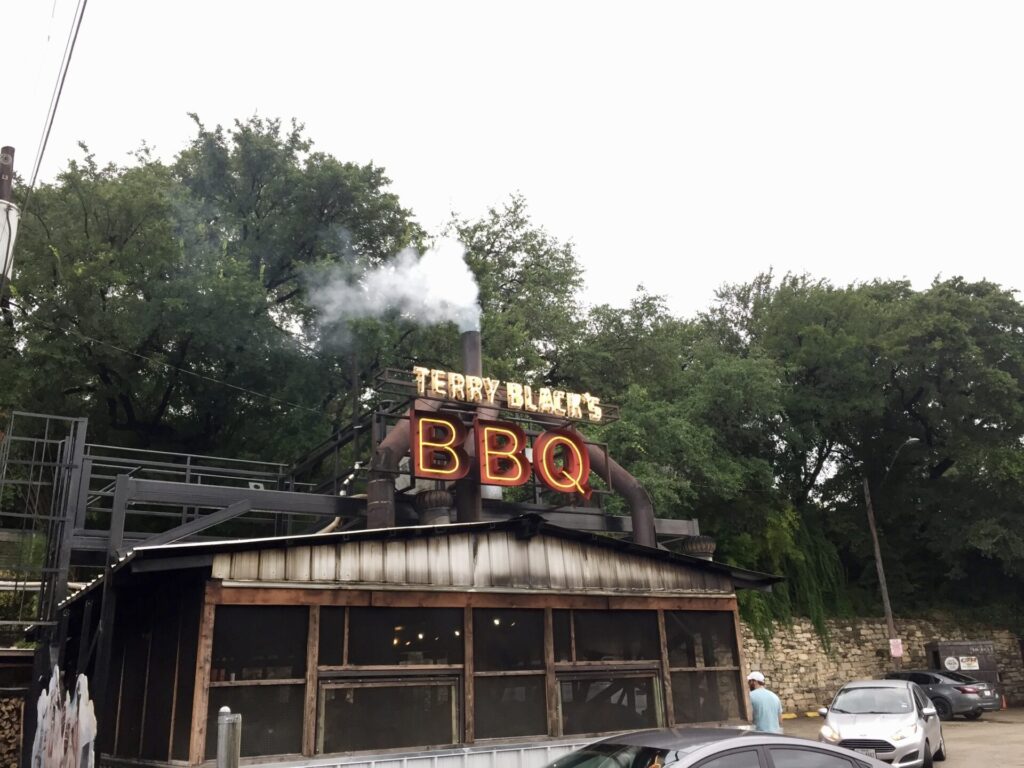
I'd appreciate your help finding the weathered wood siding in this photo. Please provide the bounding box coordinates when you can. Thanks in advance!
[210,531,732,596]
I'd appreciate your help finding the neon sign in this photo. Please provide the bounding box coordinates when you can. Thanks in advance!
[411,366,603,423]
[411,411,592,498]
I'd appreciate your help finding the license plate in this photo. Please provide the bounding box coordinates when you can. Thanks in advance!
[984,691,993,697]
[854,749,877,759]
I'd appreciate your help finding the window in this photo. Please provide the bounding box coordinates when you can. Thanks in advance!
[573,611,659,661]
[672,671,743,723]
[347,607,463,666]
[695,749,762,768]
[210,605,307,681]
[473,609,544,670]
[207,685,304,758]
[664,611,743,724]
[473,609,546,738]
[559,673,662,735]
[665,611,738,668]
[205,606,308,758]
[475,675,547,738]
[319,679,458,753]
[908,673,934,686]
[768,747,853,768]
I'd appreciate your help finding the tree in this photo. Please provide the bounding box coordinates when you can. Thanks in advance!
[4,118,421,459]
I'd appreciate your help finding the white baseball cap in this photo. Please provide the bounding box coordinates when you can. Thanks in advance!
[747,671,766,683]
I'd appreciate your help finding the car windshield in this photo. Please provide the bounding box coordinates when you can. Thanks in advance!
[942,671,981,684]
[831,687,913,715]
[544,743,671,768]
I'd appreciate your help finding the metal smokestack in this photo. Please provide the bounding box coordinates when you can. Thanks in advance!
[455,330,484,522]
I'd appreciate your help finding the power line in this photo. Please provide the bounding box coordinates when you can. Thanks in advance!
[23,0,89,216]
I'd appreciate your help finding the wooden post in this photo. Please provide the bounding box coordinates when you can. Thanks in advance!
[544,608,560,736]
[657,610,676,726]
[732,605,753,722]
[302,605,320,756]
[463,606,474,743]
[189,584,218,765]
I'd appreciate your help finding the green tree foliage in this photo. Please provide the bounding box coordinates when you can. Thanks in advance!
[5,118,421,458]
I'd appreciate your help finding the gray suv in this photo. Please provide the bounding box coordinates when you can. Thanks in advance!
[885,670,1001,720]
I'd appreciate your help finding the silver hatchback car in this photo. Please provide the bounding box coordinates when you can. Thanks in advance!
[818,679,946,767]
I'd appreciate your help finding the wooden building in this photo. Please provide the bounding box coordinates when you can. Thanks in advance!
[61,515,778,766]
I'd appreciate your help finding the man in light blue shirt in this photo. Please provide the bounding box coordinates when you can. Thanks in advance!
[747,671,784,733]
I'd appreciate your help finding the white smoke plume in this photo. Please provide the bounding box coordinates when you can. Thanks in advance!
[311,238,481,333]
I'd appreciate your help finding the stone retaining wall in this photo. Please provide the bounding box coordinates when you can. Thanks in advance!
[740,617,1024,713]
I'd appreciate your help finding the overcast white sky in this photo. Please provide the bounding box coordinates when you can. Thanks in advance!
[7,1,1024,317]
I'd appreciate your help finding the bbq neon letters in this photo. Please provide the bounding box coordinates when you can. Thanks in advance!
[411,411,592,498]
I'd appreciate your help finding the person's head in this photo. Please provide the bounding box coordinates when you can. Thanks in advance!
[747,671,766,690]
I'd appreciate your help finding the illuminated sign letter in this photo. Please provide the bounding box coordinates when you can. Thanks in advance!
[506,382,524,409]
[475,418,530,487]
[411,410,469,480]
[533,429,592,499]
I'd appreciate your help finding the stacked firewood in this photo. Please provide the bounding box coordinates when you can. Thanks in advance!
[0,696,23,768]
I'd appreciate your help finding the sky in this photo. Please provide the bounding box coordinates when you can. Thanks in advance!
[7,1,1024,318]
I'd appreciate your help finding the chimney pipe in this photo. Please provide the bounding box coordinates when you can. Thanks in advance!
[454,329,488,522]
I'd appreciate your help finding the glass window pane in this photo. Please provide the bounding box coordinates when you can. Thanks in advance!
[672,671,743,723]
[696,749,762,768]
[665,612,739,668]
[474,609,544,670]
[573,611,659,661]
[320,682,456,753]
[475,674,547,738]
[211,606,307,681]
[205,684,304,758]
[560,675,661,735]
[554,610,572,662]
[768,748,852,768]
[319,607,345,666]
[348,608,463,665]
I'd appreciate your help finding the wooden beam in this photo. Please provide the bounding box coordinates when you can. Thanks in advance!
[303,606,319,757]
[733,606,757,729]
[463,606,474,744]
[188,584,217,765]
[544,609,560,737]
[657,610,675,726]
[214,585,739,611]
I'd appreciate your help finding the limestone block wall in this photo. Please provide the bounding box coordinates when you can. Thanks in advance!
[740,617,1024,713]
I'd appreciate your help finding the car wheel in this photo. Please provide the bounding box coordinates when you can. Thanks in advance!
[922,741,934,768]
[934,734,947,762]
[964,711,982,721]
[932,698,953,721]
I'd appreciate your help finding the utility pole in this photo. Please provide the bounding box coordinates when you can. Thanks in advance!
[0,146,14,200]
[863,476,901,670]
[0,146,19,299]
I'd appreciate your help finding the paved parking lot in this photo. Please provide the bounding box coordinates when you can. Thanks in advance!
[783,707,1024,766]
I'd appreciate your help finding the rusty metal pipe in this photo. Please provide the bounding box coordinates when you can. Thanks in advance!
[367,396,440,528]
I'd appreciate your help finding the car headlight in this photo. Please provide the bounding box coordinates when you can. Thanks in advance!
[890,724,919,742]
[819,724,841,743]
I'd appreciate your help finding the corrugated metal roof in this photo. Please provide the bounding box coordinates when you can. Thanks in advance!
[60,515,781,608]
